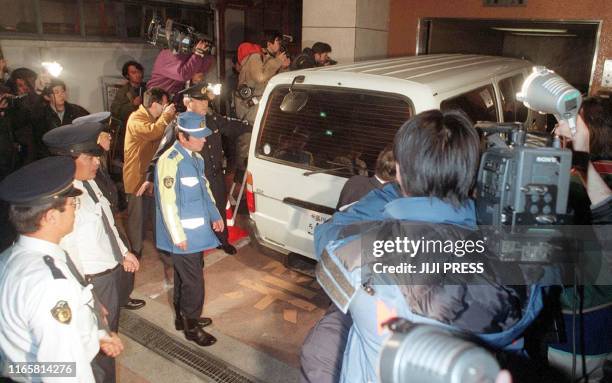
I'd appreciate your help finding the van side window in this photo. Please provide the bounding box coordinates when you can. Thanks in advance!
[256,87,413,177]
[499,74,528,123]
[440,85,498,123]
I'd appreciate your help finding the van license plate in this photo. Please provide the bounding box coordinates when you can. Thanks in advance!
[306,212,327,236]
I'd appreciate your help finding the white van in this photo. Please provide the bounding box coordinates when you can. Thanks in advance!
[246,54,540,260]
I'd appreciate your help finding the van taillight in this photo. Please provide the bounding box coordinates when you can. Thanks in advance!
[246,171,255,213]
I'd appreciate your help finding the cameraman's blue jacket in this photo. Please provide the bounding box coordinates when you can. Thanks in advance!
[313,182,401,259]
[314,195,544,383]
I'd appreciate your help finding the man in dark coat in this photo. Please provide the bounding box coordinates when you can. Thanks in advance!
[38,79,88,158]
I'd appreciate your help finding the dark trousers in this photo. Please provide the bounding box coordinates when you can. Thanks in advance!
[89,265,122,383]
[208,173,229,245]
[125,194,155,255]
[172,252,205,319]
[300,303,353,383]
[121,194,171,305]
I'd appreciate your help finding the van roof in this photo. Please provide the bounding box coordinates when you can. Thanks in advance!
[302,54,532,94]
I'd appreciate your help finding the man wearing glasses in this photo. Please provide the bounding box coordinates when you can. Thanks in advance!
[43,121,138,383]
[0,156,124,382]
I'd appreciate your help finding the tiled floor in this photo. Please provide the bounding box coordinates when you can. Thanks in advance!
[116,223,329,382]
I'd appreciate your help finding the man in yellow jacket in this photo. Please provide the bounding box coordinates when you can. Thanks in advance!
[122,87,175,309]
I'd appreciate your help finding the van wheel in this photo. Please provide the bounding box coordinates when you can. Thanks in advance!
[247,226,289,263]
[287,253,317,278]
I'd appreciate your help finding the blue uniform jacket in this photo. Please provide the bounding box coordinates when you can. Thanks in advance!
[155,141,221,254]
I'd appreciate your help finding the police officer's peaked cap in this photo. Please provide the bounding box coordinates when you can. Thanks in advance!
[177,111,212,139]
[43,121,105,156]
[73,111,112,127]
[179,82,209,100]
[0,157,81,206]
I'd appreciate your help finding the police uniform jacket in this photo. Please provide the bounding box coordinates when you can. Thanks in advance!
[0,236,102,382]
[201,113,250,179]
[155,140,221,254]
[60,180,128,275]
[315,197,544,383]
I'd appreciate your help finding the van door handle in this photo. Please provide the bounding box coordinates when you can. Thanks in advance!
[283,197,335,216]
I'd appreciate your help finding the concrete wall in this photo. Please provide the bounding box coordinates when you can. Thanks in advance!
[302,0,389,63]
[387,0,612,93]
[1,39,160,112]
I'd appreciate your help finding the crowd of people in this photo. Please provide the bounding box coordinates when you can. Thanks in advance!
[0,27,610,383]
[0,30,336,382]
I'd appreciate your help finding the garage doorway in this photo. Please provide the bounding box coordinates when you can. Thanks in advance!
[417,18,601,93]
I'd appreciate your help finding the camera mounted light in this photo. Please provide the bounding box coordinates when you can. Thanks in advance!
[41,61,63,78]
[379,318,500,383]
[207,83,222,96]
[516,66,582,135]
[146,17,214,55]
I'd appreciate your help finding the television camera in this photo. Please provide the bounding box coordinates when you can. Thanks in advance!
[475,66,581,264]
[377,67,592,383]
[146,17,214,55]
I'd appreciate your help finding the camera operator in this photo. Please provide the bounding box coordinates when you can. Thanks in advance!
[235,30,290,124]
[314,110,545,383]
[549,106,612,382]
[147,40,214,100]
[291,42,334,71]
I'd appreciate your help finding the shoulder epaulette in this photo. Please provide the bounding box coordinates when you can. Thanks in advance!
[224,116,250,125]
[168,149,180,159]
[43,255,66,280]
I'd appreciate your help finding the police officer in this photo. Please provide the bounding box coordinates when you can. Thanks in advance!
[197,84,250,255]
[155,112,223,347]
[43,121,139,383]
[144,82,250,255]
[72,112,121,212]
[0,157,123,382]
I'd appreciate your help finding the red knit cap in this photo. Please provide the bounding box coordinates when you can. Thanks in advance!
[237,42,262,64]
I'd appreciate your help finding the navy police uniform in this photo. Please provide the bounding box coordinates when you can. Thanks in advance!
[0,157,103,382]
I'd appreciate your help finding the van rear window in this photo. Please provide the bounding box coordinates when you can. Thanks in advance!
[256,86,413,177]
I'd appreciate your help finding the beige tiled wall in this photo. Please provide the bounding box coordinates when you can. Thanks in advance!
[302,27,357,63]
[355,29,389,61]
[302,0,357,28]
[302,0,389,64]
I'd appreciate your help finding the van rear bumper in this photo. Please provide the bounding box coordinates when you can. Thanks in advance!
[248,217,290,255]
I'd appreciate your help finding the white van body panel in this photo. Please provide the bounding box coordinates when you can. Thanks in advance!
[248,54,534,259]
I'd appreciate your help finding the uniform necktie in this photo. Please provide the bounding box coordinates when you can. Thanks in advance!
[82,180,123,264]
[62,251,110,332]
[192,151,203,174]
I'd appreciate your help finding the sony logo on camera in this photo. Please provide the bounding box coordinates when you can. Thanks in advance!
[535,156,559,163]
